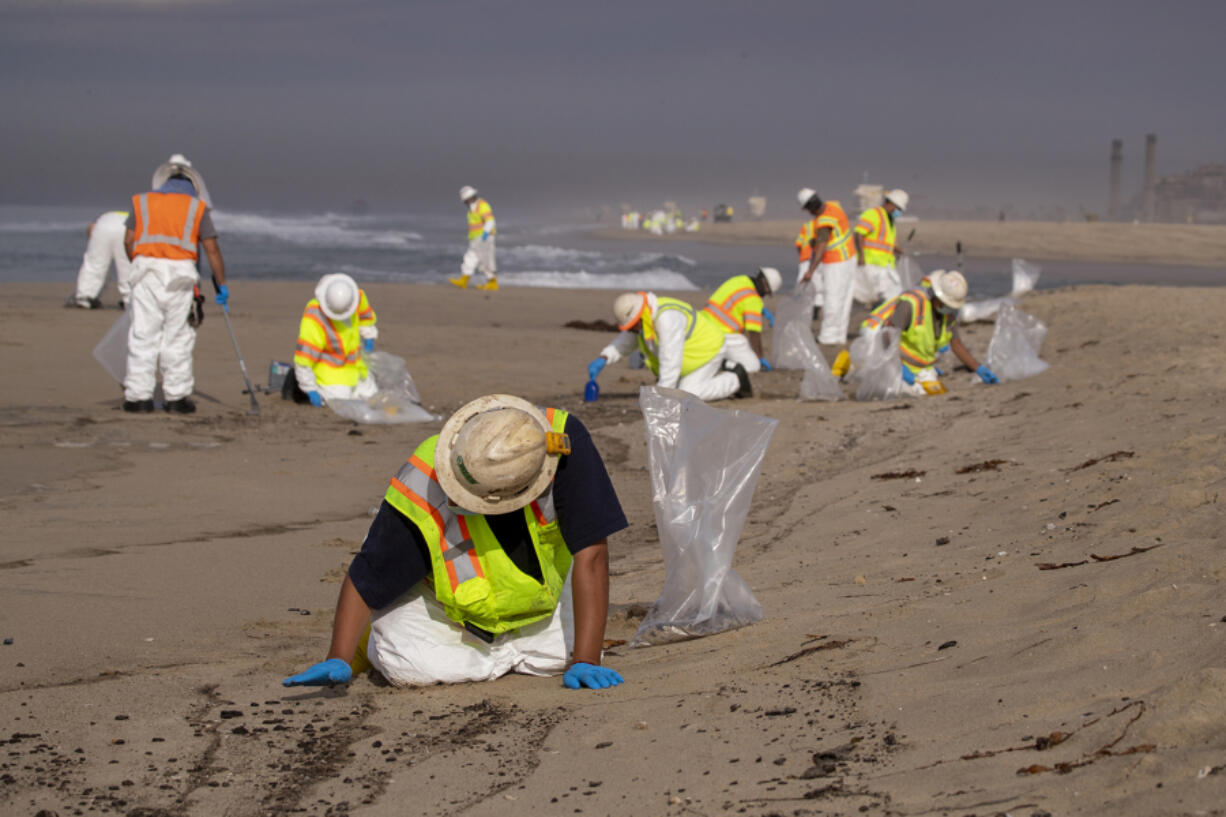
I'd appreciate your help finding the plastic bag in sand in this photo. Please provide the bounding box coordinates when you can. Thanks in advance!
[631,386,776,647]
[92,309,131,385]
[780,320,843,401]
[771,279,818,370]
[985,302,1049,382]
[960,258,1042,323]
[849,326,906,401]
[896,255,924,292]
[327,351,440,424]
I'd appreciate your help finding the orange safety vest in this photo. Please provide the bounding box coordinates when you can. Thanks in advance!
[817,201,854,263]
[131,192,206,261]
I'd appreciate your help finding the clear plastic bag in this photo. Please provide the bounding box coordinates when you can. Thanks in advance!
[92,309,131,385]
[896,255,924,292]
[631,386,776,647]
[780,321,843,401]
[849,326,906,401]
[959,258,1042,323]
[771,279,817,370]
[985,302,1050,382]
[1011,258,1041,297]
[326,351,440,424]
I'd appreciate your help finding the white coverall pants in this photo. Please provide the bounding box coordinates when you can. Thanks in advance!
[368,573,574,686]
[459,237,497,283]
[721,332,762,373]
[817,256,859,346]
[75,211,133,306]
[308,373,378,404]
[797,261,824,308]
[123,258,199,402]
[853,263,902,307]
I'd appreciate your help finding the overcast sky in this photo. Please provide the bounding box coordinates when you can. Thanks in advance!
[4,0,1225,219]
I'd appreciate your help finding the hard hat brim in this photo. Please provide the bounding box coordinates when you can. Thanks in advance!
[617,294,648,331]
[315,274,359,321]
[929,271,967,310]
[434,394,558,515]
[151,162,212,208]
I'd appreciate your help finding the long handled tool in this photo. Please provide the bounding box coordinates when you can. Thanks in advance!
[955,240,964,271]
[212,275,260,415]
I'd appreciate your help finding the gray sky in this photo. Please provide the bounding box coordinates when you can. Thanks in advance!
[4,0,1225,219]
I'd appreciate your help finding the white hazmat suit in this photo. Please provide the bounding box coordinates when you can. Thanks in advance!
[73,211,133,307]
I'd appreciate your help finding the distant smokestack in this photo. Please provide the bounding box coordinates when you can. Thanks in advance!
[1142,133,1157,221]
[1109,139,1123,220]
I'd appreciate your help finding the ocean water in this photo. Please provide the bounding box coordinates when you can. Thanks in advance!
[3,204,1217,299]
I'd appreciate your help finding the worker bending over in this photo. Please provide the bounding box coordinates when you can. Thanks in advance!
[69,211,133,309]
[861,269,999,395]
[122,154,227,415]
[292,273,379,406]
[797,188,857,376]
[853,189,908,307]
[704,266,783,373]
[587,291,751,401]
[284,395,626,690]
[450,185,499,291]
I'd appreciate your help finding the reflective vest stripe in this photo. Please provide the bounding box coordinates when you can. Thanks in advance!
[388,469,483,592]
[657,302,699,340]
[300,307,360,367]
[703,303,742,332]
[133,193,204,259]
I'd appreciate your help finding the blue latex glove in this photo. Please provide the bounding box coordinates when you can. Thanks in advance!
[215,284,229,307]
[762,307,774,328]
[759,357,772,372]
[481,230,490,241]
[900,365,916,385]
[563,662,624,690]
[934,366,946,376]
[362,337,374,353]
[282,658,352,687]
[977,364,1000,385]
[306,390,323,407]
[587,357,607,381]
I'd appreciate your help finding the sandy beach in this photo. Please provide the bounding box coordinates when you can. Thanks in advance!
[2,278,1224,816]
[592,219,1226,271]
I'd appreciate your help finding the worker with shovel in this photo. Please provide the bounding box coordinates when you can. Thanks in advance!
[284,394,627,690]
[121,154,227,414]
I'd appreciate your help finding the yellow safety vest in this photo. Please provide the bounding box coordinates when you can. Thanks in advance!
[863,287,954,372]
[795,218,816,262]
[638,297,727,377]
[292,290,376,387]
[854,206,897,268]
[704,275,764,334]
[467,198,495,241]
[383,408,573,636]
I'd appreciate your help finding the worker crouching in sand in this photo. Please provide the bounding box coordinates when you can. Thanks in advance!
[291,273,378,406]
[284,395,627,690]
[587,291,752,401]
[861,269,999,395]
[703,266,783,373]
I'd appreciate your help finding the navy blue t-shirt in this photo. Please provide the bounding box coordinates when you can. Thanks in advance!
[348,414,627,611]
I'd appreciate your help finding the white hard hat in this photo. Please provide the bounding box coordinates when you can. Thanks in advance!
[884,189,909,211]
[797,188,817,207]
[928,270,968,310]
[151,153,212,207]
[315,273,360,321]
[613,291,648,331]
[434,394,565,514]
[459,185,478,201]
[758,266,783,295]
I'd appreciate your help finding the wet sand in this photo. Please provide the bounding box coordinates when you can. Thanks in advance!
[1,280,1225,816]
[592,219,1226,271]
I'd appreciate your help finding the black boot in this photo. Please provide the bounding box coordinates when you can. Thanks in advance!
[164,397,197,414]
[722,361,752,399]
[122,399,154,413]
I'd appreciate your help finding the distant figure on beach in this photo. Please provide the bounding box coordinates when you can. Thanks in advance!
[852,188,908,307]
[587,291,752,401]
[68,210,133,309]
[121,154,227,415]
[290,273,378,406]
[861,269,999,395]
[283,394,626,690]
[797,188,857,378]
[703,266,783,373]
[450,185,499,291]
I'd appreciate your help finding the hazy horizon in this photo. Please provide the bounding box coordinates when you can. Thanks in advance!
[5,0,1225,222]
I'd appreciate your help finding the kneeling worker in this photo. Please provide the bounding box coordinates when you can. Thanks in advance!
[861,269,999,395]
[284,395,627,690]
[69,210,133,309]
[587,291,751,401]
[293,273,378,406]
[704,266,783,373]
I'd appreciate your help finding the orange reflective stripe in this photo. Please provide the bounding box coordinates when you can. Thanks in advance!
[528,500,548,527]
[545,407,556,426]
[455,517,485,580]
[703,304,741,331]
[409,453,434,478]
